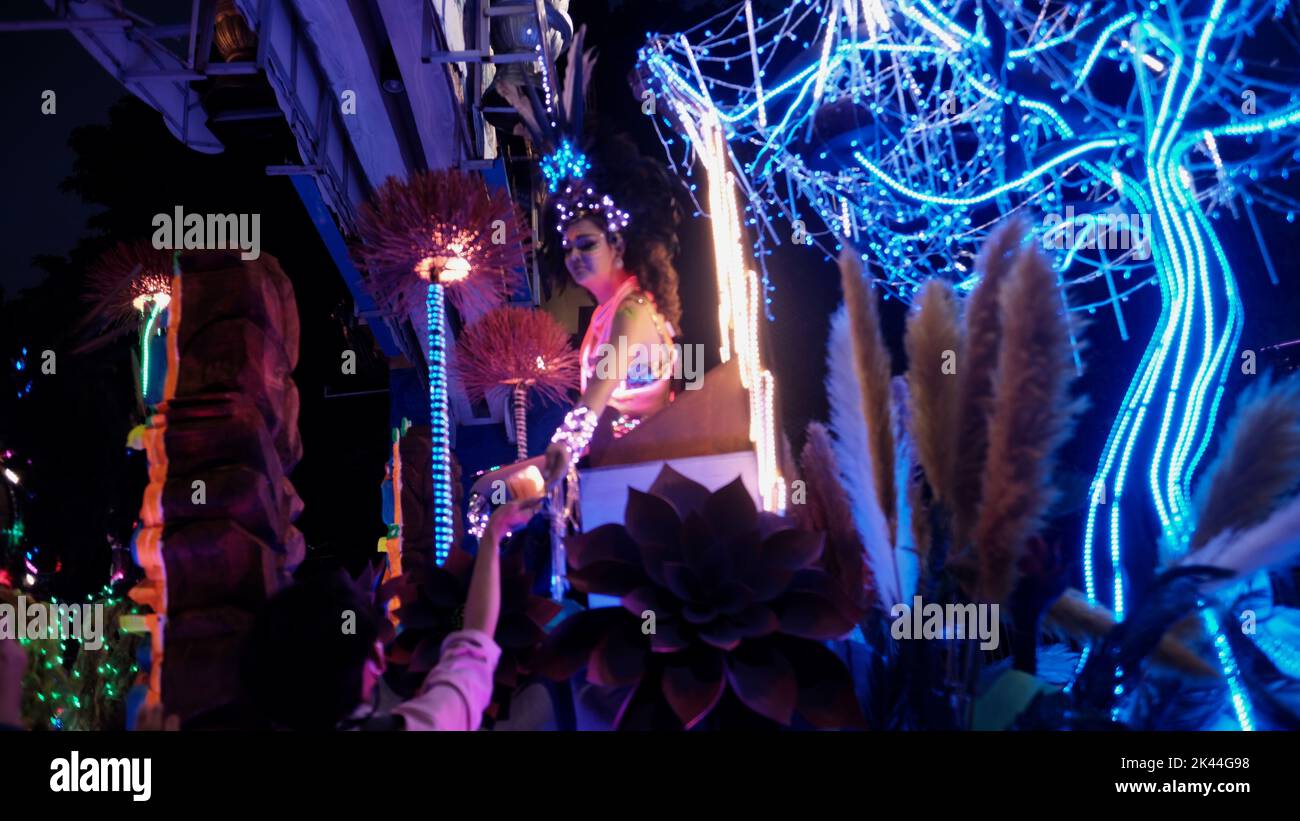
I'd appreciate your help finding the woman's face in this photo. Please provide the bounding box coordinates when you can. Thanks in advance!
[563,218,623,288]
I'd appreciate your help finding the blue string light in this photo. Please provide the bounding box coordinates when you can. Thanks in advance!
[426,282,455,565]
[541,139,592,193]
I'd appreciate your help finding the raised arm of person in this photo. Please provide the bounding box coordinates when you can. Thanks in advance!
[393,497,541,731]
[463,497,543,637]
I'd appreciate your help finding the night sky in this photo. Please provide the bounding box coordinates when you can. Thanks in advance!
[1,3,115,300]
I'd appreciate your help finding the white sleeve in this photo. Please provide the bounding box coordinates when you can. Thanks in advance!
[391,629,502,731]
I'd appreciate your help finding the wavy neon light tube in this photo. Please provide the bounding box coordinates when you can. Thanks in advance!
[1211,103,1300,137]
[909,0,977,47]
[1135,31,1190,545]
[811,0,840,103]
[1094,0,1252,730]
[1146,0,1232,549]
[1075,13,1137,88]
[852,139,1126,206]
[897,1,961,51]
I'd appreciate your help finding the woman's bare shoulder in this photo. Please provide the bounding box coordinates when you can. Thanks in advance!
[614,293,653,321]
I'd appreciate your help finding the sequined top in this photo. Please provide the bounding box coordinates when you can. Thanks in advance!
[579,275,676,422]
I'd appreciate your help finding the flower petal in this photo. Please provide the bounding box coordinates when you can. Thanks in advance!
[650,615,690,653]
[739,563,796,602]
[648,464,712,518]
[683,515,735,588]
[697,620,743,651]
[775,635,868,729]
[756,511,792,540]
[534,607,632,680]
[703,477,758,544]
[662,562,706,602]
[567,560,649,596]
[567,524,640,569]
[763,528,826,571]
[587,619,649,688]
[732,604,780,638]
[787,568,864,623]
[724,639,797,725]
[682,600,720,625]
[661,645,726,729]
[713,580,754,615]
[775,592,857,641]
[621,585,659,616]
[625,488,682,552]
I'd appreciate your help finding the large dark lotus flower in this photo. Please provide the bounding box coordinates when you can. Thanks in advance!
[538,466,866,730]
[381,537,562,722]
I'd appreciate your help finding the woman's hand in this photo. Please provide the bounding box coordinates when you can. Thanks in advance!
[541,441,572,491]
[470,456,546,500]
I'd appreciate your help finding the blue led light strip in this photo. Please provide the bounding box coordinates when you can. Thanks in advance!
[1202,607,1255,731]
[1075,13,1138,88]
[426,282,455,565]
[853,139,1128,206]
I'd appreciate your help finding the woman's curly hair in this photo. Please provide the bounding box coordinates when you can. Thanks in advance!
[544,133,686,329]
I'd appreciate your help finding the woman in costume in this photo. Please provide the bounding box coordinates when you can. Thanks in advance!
[466,27,686,539]
[467,135,687,533]
[541,149,685,485]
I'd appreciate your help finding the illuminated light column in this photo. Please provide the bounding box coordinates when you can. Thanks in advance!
[678,104,786,511]
[424,277,455,566]
[353,169,527,565]
[726,159,783,507]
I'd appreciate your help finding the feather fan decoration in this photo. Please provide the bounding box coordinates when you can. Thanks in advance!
[904,279,962,505]
[951,217,1026,545]
[453,305,580,459]
[351,169,528,323]
[1180,493,1300,589]
[82,239,174,335]
[972,242,1085,604]
[499,26,596,155]
[825,305,898,605]
[454,306,580,407]
[798,422,876,610]
[839,248,897,545]
[1190,375,1300,549]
